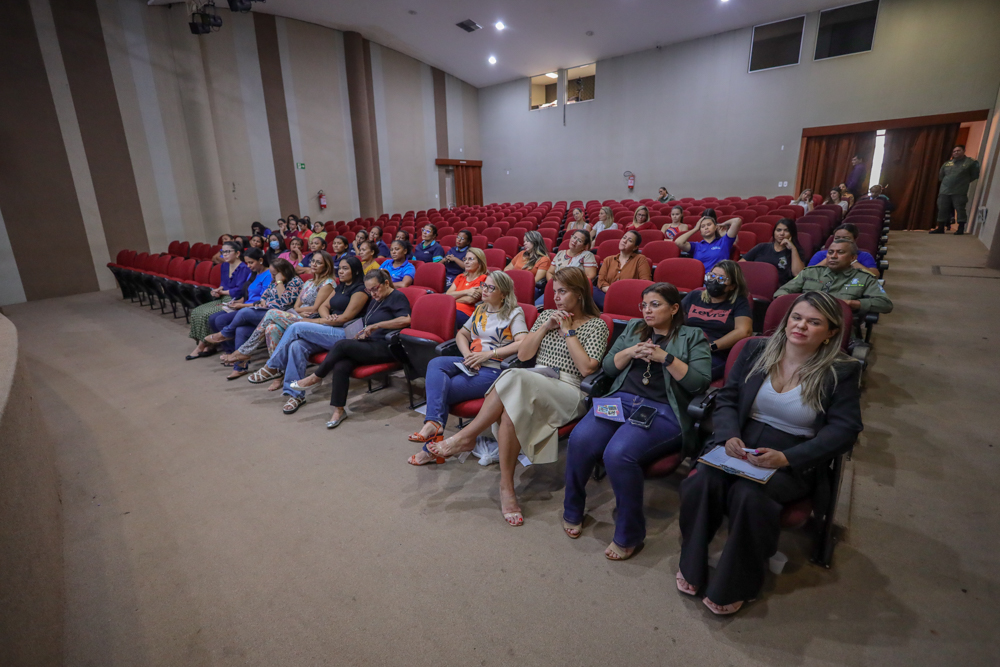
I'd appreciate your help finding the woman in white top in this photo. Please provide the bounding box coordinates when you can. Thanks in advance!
[547,230,599,283]
[566,207,590,233]
[823,188,849,213]
[794,189,814,213]
[590,206,617,236]
[408,271,529,463]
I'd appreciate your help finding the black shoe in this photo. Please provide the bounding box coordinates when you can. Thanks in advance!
[929,227,945,234]
[955,225,966,236]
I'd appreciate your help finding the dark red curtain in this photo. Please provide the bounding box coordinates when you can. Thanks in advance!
[799,132,876,199]
[881,124,960,230]
[454,165,483,207]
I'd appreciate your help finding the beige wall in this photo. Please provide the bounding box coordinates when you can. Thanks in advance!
[479,0,1000,205]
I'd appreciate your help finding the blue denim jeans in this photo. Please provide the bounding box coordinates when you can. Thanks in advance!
[564,391,683,548]
[423,356,500,427]
[220,308,268,352]
[267,321,347,398]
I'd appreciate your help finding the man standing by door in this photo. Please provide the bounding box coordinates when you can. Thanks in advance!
[844,155,867,202]
[931,145,980,235]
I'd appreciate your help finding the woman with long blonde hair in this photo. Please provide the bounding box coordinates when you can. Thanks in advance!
[677,291,862,615]
[446,247,489,329]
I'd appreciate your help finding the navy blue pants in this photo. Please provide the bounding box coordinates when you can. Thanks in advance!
[710,349,728,381]
[220,308,268,352]
[423,356,500,427]
[455,310,471,332]
[564,391,683,548]
[593,286,607,310]
[208,310,239,353]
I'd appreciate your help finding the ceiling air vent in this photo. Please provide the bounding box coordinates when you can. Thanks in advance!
[456,19,482,33]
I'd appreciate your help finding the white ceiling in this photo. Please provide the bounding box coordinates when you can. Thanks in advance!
[155,0,854,88]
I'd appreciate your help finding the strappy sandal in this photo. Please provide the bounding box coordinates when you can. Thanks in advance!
[282,395,306,414]
[407,444,445,466]
[408,423,443,443]
[562,519,582,539]
[502,509,524,527]
[248,367,283,384]
[605,541,643,561]
[227,362,250,380]
[703,598,750,616]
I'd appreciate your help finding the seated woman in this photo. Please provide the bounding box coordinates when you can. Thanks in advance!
[682,260,753,381]
[408,271,528,464]
[204,258,301,377]
[394,230,416,258]
[247,257,369,414]
[794,189,814,213]
[590,206,617,236]
[291,269,412,428]
[380,240,415,288]
[740,218,805,285]
[222,251,337,366]
[674,214,743,272]
[293,218,313,240]
[626,205,655,232]
[660,205,690,241]
[355,240,382,276]
[275,219,288,236]
[427,268,609,526]
[806,223,879,277]
[566,207,590,233]
[594,230,652,310]
[442,229,473,287]
[369,226,391,259]
[548,230,599,284]
[838,184,855,209]
[823,188,849,214]
[327,235,353,271]
[279,237,305,267]
[563,282,712,558]
[351,229,369,256]
[251,221,270,238]
[447,247,488,329]
[211,234,235,264]
[310,220,328,241]
[505,230,551,284]
[187,241,250,359]
[297,235,326,275]
[677,291,862,615]
[413,224,446,263]
[657,187,676,204]
[248,235,265,252]
[265,233,286,267]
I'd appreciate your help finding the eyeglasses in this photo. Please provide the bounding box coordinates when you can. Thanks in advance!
[482,284,497,294]
[365,285,381,295]
[704,274,729,285]
[638,301,664,311]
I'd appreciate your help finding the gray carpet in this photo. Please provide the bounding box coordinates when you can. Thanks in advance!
[5,231,998,666]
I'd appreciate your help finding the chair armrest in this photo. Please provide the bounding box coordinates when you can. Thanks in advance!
[580,370,613,397]
[687,388,720,421]
[501,356,535,370]
[863,312,879,344]
[435,338,459,356]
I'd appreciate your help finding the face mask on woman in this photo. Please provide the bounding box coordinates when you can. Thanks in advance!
[704,280,727,298]
[270,240,280,250]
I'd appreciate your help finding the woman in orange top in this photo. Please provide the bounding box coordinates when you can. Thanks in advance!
[447,247,489,330]
[504,230,551,282]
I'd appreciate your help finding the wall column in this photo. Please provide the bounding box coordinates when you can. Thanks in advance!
[343,31,382,219]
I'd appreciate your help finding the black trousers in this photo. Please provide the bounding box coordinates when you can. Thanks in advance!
[313,338,396,408]
[679,421,815,606]
[936,193,969,227]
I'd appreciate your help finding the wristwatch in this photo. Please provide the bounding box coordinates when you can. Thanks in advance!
[710,342,718,352]
[662,353,675,367]
[564,329,577,338]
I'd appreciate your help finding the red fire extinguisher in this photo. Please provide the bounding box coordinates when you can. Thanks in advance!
[318,190,327,210]
[624,171,635,191]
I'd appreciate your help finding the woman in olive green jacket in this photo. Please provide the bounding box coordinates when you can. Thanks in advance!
[563,282,712,560]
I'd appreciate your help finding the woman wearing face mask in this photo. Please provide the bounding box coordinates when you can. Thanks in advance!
[660,205,690,241]
[355,240,382,276]
[590,206,617,236]
[446,248,488,329]
[222,251,338,366]
[247,257,370,412]
[380,240,415,288]
[187,240,251,359]
[681,260,752,381]
[426,268,609,526]
[407,271,528,464]
[566,207,590,233]
[594,230,652,310]
[204,258,302,378]
[443,229,474,287]
[740,218,805,285]
[266,233,286,267]
[678,292,862,615]
[563,283,711,559]
[674,214,743,272]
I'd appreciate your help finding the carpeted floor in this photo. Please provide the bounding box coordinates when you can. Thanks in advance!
[4,231,998,666]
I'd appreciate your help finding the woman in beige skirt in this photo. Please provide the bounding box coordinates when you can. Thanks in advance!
[429,267,609,526]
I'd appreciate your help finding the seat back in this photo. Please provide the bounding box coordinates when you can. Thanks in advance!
[763,293,852,351]
[208,263,222,287]
[642,240,680,266]
[603,279,654,320]
[167,240,182,257]
[505,269,536,304]
[652,258,705,293]
[166,256,185,277]
[742,222,775,246]
[177,258,197,281]
[735,231,757,256]
[413,262,446,293]
[470,235,488,250]
[593,229,624,246]
[484,248,506,269]
[638,230,664,246]
[408,293,457,341]
[192,260,213,284]
[739,261,780,301]
[493,236,519,259]
[518,303,539,329]
[483,228,502,244]
[440,235,457,248]
[505,228,526,245]
[399,286,433,310]
[596,240,620,262]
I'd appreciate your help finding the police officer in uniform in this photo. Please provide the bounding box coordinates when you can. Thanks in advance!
[931,145,981,236]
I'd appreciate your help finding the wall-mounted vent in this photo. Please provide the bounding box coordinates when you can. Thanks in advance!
[456,19,482,33]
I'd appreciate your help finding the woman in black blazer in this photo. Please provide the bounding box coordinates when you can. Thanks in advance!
[677,291,863,615]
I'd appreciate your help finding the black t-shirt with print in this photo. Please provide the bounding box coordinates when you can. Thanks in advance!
[743,242,803,285]
[682,289,752,344]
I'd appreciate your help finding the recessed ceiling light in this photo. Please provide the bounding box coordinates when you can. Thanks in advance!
[495,21,505,31]
[545,72,558,79]
[488,55,497,65]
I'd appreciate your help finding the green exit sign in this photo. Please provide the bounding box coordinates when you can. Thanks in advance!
[296,162,306,169]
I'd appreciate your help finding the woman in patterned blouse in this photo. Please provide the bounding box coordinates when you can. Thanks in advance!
[428,267,609,527]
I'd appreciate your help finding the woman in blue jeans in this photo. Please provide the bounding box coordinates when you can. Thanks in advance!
[407,271,528,465]
[245,257,369,414]
[562,282,712,560]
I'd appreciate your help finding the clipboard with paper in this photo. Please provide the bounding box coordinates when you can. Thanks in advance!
[697,446,777,484]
